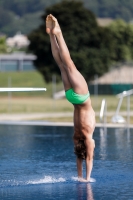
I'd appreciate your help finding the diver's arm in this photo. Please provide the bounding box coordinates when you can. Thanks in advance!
[86,156,93,181]
[77,157,83,178]
[85,138,95,181]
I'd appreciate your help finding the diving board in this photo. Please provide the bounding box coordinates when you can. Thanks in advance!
[0,88,47,92]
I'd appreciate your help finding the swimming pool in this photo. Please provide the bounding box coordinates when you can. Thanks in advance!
[0,124,133,200]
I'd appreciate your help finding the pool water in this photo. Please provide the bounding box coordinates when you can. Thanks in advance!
[0,125,133,200]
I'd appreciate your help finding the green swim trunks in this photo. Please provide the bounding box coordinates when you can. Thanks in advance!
[65,88,90,104]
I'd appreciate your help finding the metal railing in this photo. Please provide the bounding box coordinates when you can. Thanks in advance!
[111,89,133,125]
[100,99,107,125]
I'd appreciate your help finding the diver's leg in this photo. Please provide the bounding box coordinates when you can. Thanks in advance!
[50,14,89,94]
[46,15,72,91]
[49,34,72,91]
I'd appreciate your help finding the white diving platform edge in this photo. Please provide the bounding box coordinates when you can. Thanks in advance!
[0,88,47,92]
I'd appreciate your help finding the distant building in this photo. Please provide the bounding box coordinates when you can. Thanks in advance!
[89,65,133,94]
[92,65,133,84]
[6,32,30,48]
[97,18,113,26]
[0,52,36,71]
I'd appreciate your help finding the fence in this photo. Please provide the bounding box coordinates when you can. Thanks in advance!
[89,84,133,95]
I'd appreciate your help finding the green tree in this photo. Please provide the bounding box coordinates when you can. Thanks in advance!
[0,8,14,28]
[84,0,133,22]
[28,0,114,82]
[0,37,7,53]
[1,0,133,36]
[108,19,133,61]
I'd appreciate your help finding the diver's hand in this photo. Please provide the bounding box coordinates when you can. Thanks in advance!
[78,177,96,182]
[78,177,89,182]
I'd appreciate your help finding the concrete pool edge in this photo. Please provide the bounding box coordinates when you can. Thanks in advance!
[0,120,132,128]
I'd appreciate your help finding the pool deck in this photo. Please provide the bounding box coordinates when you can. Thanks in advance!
[0,112,132,128]
[0,121,131,128]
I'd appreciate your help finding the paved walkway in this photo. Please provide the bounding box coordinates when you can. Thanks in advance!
[0,112,132,128]
[0,112,73,121]
[0,111,132,121]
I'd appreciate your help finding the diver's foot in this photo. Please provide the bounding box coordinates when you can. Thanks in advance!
[50,14,62,35]
[46,14,53,34]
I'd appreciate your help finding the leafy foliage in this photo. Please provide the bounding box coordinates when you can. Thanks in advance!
[0,0,133,36]
[0,36,7,53]
[28,0,115,82]
[108,19,133,61]
[84,0,133,21]
[1,12,42,36]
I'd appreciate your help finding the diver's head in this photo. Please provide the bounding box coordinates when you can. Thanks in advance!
[74,139,86,160]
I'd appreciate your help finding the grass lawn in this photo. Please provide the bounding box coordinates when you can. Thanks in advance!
[0,71,133,123]
[0,71,64,97]
[0,96,133,123]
